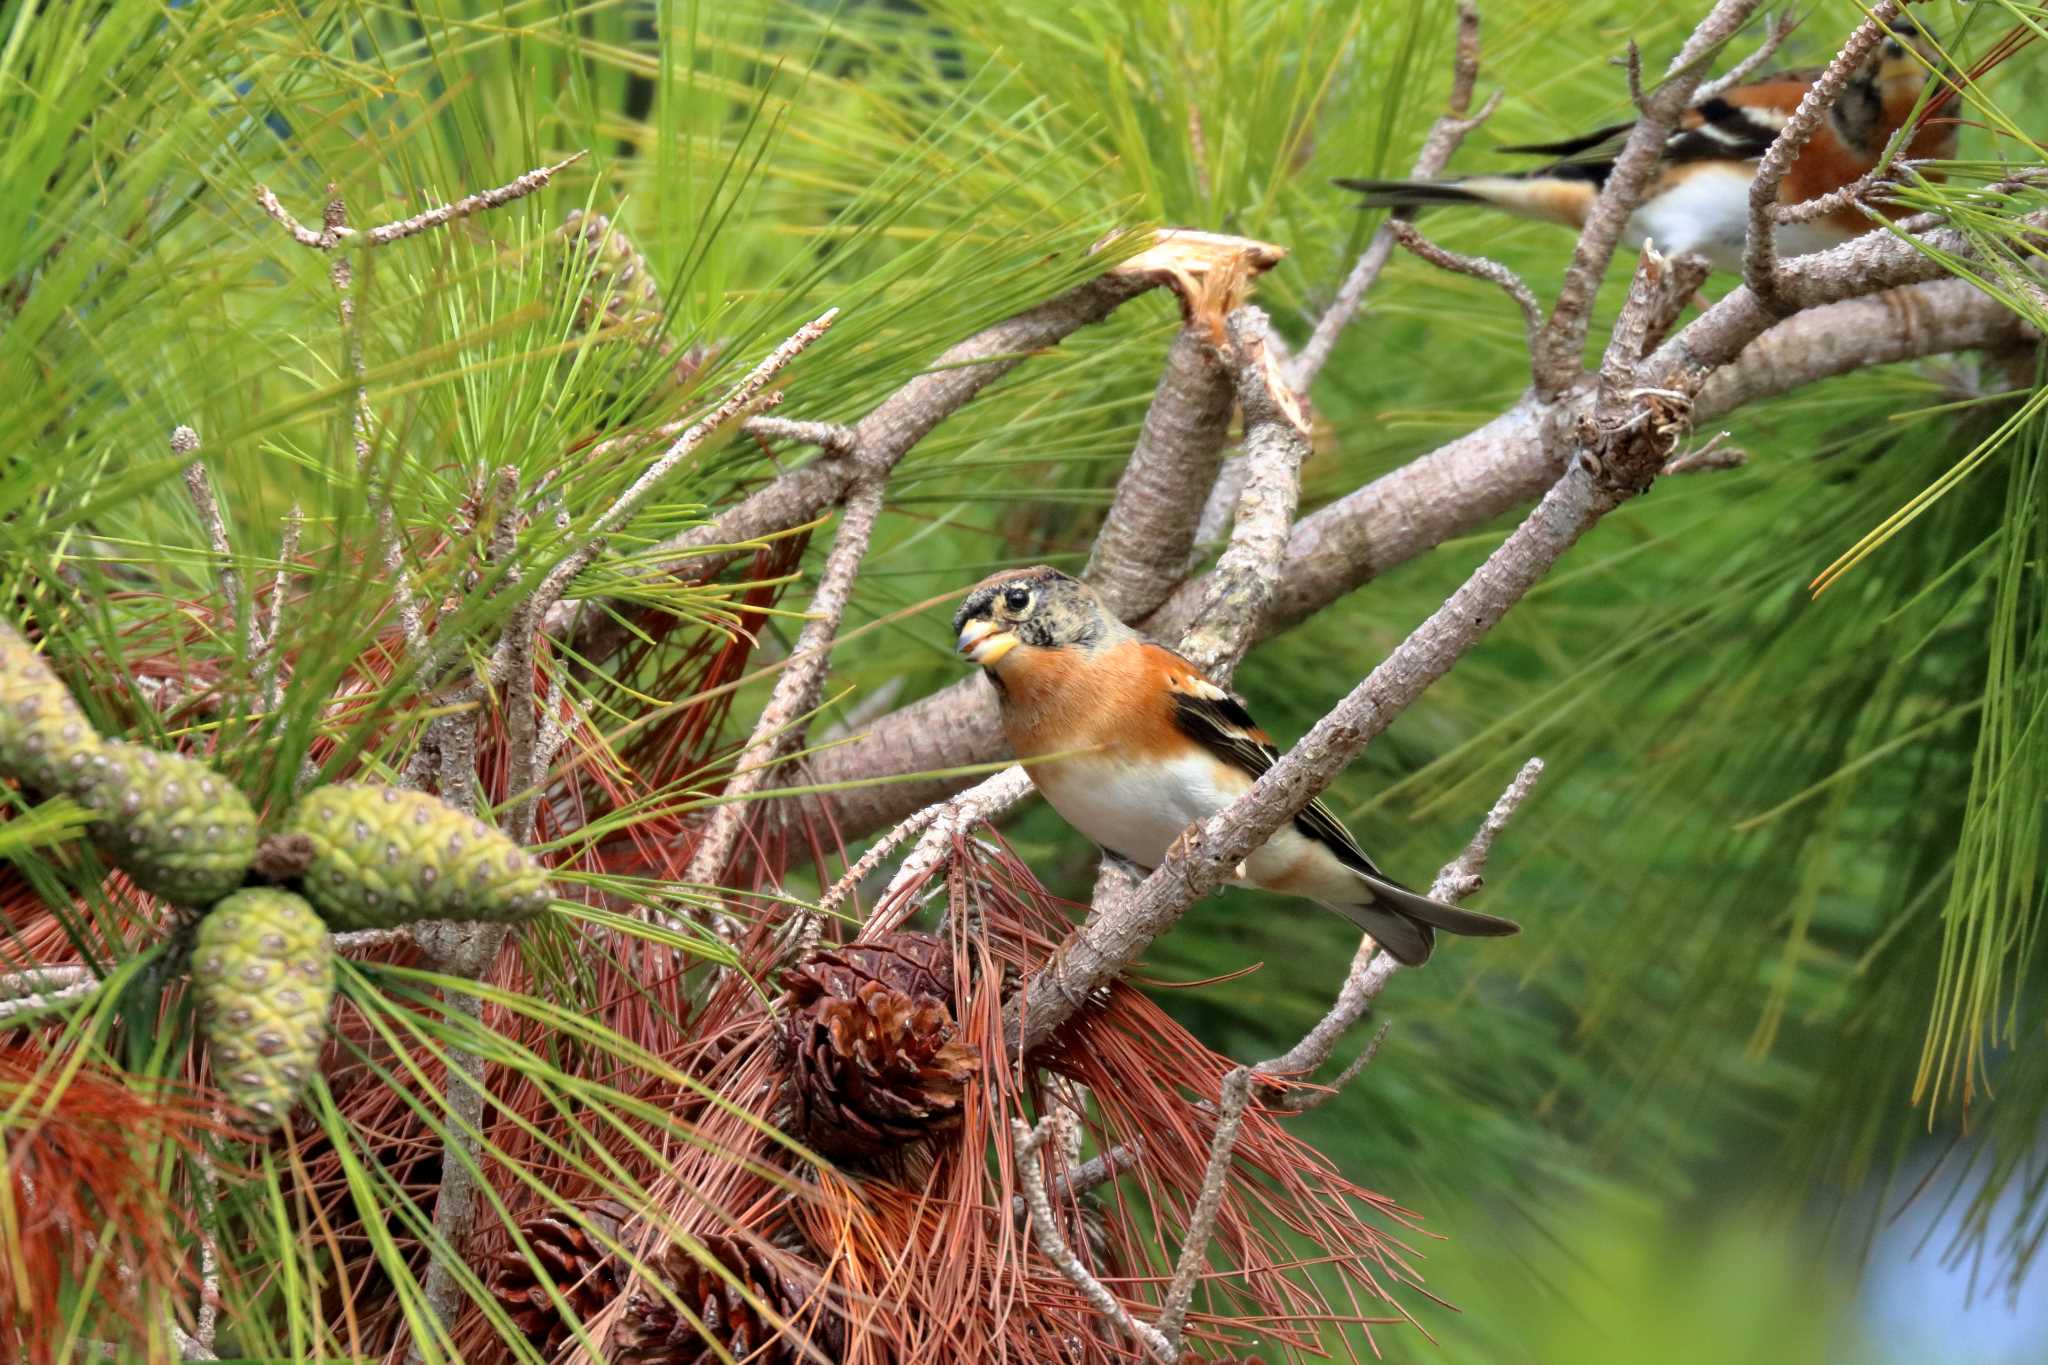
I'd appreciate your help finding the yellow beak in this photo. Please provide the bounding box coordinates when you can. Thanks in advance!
[957,618,1019,667]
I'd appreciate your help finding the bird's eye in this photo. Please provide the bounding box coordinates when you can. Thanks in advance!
[1883,38,1905,57]
[1003,586,1033,614]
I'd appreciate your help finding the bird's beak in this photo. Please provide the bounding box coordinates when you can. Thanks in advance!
[957,617,1019,667]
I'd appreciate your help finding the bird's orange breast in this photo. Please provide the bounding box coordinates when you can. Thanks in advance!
[994,640,1190,766]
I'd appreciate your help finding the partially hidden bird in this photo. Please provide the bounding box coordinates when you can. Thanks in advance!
[954,566,1519,965]
[1335,19,1956,272]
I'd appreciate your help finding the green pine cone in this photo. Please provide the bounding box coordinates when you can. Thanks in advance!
[81,741,259,908]
[193,889,334,1131]
[0,620,107,796]
[286,783,551,930]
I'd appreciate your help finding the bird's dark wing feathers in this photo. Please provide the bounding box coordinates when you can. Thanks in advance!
[1165,686,1397,885]
[1496,95,1789,185]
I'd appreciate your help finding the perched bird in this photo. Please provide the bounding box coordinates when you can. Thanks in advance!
[953,566,1519,965]
[1336,19,1956,272]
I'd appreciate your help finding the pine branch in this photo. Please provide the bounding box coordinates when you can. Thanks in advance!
[1256,758,1545,1110]
[1083,322,1236,621]
[1011,1115,1176,1363]
[799,236,2045,845]
[1531,0,1767,394]
[685,472,886,898]
[1005,241,1694,1058]
[1744,2,1912,311]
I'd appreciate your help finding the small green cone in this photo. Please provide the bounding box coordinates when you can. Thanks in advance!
[193,888,334,1131]
[0,620,106,796]
[81,741,259,908]
[286,783,551,930]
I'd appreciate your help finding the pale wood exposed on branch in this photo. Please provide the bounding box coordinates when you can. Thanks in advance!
[1174,307,1309,683]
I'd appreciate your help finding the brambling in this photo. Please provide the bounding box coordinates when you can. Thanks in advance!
[1336,19,1956,272]
[954,567,1519,966]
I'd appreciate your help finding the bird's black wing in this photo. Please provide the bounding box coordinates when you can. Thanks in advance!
[1157,662,1395,883]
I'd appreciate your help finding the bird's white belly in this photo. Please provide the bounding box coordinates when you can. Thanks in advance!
[1033,751,1250,871]
[1625,163,1853,272]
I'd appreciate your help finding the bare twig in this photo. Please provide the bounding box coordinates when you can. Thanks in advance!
[403,918,509,1365]
[531,310,837,636]
[255,504,302,714]
[1290,0,1498,392]
[326,194,428,654]
[0,983,97,1028]
[867,767,1036,935]
[1618,39,1648,112]
[1011,1116,1175,1363]
[176,429,248,641]
[1253,758,1544,1106]
[254,154,585,250]
[1532,0,1766,394]
[1387,221,1544,354]
[1154,1067,1254,1354]
[1694,10,1797,105]
[817,799,941,923]
[685,471,884,894]
[1661,431,1749,476]
[1175,308,1310,682]
[742,415,859,457]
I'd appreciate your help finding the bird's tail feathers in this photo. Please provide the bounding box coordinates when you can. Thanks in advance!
[1335,174,1595,229]
[1317,900,1435,967]
[1331,176,1490,211]
[1319,874,1521,968]
[1370,876,1521,938]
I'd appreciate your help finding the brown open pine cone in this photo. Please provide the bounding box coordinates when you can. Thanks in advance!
[611,1232,843,1365]
[779,932,978,1162]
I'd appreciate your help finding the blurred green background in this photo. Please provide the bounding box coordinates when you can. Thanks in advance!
[4,0,2044,1359]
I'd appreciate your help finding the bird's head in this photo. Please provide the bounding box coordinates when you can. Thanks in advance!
[952,566,1125,670]
[1874,17,1947,89]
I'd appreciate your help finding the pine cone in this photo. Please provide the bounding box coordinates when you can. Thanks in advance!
[612,1234,841,1365]
[559,210,664,339]
[285,783,551,929]
[82,741,259,908]
[0,618,104,797]
[783,931,955,1006]
[488,1200,628,1353]
[193,889,335,1130]
[780,933,977,1162]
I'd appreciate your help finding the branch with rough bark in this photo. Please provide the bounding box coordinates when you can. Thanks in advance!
[1256,757,1545,1110]
[798,232,2046,844]
[1530,0,1765,393]
[1003,234,1725,1058]
[549,233,1289,659]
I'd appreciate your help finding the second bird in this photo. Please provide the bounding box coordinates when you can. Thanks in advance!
[954,567,1519,966]
[1336,19,1956,272]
